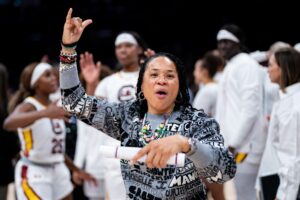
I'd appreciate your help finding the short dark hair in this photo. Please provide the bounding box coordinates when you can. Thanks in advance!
[274,47,300,90]
[220,24,249,52]
[135,52,191,118]
[202,51,223,78]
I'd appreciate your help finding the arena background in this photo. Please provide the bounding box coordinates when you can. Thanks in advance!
[0,0,298,90]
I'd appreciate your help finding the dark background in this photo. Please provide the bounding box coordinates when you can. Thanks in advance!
[0,0,299,90]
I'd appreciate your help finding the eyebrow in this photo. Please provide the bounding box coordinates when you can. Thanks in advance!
[149,68,175,73]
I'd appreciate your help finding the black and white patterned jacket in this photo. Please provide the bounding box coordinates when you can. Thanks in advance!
[60,58,236,200]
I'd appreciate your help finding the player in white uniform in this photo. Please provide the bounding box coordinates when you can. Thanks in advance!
[4,62,95,200]
[193,51,223,118]
[79,31,151,200]
[215,24,266,200]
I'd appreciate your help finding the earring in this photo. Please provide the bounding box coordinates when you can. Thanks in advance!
[138,91,145,101]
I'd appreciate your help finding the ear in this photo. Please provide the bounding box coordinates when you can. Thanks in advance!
[137,46,143,55]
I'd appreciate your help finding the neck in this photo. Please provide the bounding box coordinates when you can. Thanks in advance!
[147,104,175,115]
[202,77,214,85]
[122,63,139,72]
[34,92,50,106]
[228,50,241,60]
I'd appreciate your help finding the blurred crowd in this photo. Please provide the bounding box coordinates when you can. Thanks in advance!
[1,22,300,200]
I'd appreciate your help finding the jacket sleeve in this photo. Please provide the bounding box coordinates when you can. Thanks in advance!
[185,110,237,184]
[274,111,300,200]
[59,57,124,140]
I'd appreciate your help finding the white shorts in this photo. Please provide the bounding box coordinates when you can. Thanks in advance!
[15,159,73,200]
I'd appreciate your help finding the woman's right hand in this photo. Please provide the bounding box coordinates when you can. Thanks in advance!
[62,8,93,45]
[43,101,71,122]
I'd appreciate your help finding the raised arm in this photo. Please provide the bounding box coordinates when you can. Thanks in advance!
[59,8,123,140]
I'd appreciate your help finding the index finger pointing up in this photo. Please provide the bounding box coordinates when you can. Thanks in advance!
[66,8,73,21]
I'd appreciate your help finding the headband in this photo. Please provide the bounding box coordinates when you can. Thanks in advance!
[30,62,52,88]
[115,33,138,46]
[217,29,240,43]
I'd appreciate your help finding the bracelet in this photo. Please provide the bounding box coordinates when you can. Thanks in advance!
[61,41,78,49]
[186,138,197,156]
[60,51,77,64]
[60,50,77,57]
[60,55,77,64]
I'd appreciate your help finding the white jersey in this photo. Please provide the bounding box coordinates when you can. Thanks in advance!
[193,82,218,117]
[18,97,66,164]
[95,70,139,102]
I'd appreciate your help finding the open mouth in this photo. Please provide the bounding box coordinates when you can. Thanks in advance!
[155,90,168,99]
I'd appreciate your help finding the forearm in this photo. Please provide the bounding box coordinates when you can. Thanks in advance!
[65,154,80,172]
[185,115,236,183]
[4,110,46,131]
[59,50,122,139]
[60,49,81,90]
[187,139,236,183]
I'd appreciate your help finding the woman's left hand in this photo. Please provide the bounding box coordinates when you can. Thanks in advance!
[131,135,190,168]
[72,169,97,186]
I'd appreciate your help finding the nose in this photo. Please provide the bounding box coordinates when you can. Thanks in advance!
[156,75,167,85]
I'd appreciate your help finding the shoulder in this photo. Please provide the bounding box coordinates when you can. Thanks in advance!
[180,106,208,121]
[14,101,37,113]
[204,83,218,93]
[98,73,119,85]
[181,107,220,131]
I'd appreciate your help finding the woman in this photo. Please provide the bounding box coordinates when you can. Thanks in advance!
[79,31,151,200]
[3,62,95,200]
[258,47,300,200]
[59,8,236,199]
[0,63,20,200]
[193,51,223,118]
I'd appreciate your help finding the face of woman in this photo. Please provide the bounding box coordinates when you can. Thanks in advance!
[193,60,202,85]
[115,42,141,67]
[141,56,179,115]
[35,69,58,94]
[268,54,282,84]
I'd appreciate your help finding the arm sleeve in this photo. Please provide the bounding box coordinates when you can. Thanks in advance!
[60,57,124,140]
[275,111,300,200]
[185,111,237,184]
[230,63,263,149]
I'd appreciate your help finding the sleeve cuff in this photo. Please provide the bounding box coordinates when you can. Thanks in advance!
[187,140,214,169]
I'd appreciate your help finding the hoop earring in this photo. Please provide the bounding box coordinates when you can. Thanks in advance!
[138,91,145,101]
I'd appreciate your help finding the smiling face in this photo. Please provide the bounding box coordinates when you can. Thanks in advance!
[141,56,179,115]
